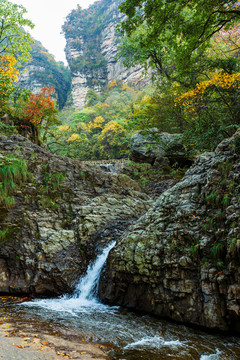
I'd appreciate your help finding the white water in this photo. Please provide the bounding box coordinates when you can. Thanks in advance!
[200,349,221,359]
[73,241,116,301]
[19,241,240,359]
[124,336,184,350]
[23,241,116,312]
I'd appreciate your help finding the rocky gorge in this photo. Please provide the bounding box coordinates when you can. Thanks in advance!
[0,129,239,333]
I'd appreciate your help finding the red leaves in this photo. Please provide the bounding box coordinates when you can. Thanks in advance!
[23,87,56,125]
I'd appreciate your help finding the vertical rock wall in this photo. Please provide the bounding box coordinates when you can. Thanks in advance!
[64,0,151,108]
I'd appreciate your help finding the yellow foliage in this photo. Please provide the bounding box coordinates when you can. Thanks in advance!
[88,116,105,132]
[101,121,126,136]
[67,133,81,142]
[175,71,240,109]
[78,122,89,131]
[121,83,132,91]
[58,124,70,132]
[139,95,151,105]
[0,55,19,81]
[107,80,118,89]
[0,55,19,100]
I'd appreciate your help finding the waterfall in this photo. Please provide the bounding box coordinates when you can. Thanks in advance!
[22,241,116,312]
[20,242,233,358]
[72,241,116,301]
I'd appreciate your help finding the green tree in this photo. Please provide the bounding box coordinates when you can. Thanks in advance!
[85,89,100,107]
[0,0,34,63]
[118,0,240,82]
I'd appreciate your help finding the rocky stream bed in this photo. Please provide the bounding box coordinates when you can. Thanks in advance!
[0,130,240,358]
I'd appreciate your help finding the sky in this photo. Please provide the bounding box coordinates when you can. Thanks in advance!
[13,0,96,64]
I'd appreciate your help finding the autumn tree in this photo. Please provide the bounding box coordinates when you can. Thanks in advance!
[0,55,19,114]
[88,116,105,133]
[22,87,58,144]
[93,121,129,159]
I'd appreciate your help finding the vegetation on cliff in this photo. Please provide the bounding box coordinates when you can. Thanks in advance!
[21,40,71,110]
[62,0,120,77]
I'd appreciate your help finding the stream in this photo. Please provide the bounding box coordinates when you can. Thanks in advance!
[3,242,240,360]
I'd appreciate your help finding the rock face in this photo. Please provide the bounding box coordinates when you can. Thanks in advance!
[99,129,240,332]
[64,0,151,108]
[18,40,71,109]
[130,129,192,167]
[1,130,240,333]
[18,64,46,94]
[0,135,152,296]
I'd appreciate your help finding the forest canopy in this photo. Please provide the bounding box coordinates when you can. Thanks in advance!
[117,0,240,149]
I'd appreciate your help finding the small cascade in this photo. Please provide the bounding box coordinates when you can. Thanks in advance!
[22,241,116,312]
[19,242,239,359]
[72,241,116,301]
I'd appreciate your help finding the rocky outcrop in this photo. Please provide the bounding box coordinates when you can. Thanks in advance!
[129,129,192,167]
[64,0,151,108]
[1,130,240,333]
[18,40,71,109]
[0,134,152,296]
[99,129,240,332]
[18,64,46,94]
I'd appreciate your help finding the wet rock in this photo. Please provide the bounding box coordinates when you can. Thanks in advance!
[0,135,151,296]
[100,128,240,332]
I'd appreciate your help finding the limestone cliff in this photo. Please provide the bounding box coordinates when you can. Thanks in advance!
[18,41,71,109]
[63,0,151,108]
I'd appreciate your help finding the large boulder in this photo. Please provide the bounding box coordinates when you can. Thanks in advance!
[0,135,152,296]
[99,129,240,332]
[129,128,192,167]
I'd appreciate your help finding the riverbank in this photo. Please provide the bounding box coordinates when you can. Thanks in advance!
[0,298,109,360]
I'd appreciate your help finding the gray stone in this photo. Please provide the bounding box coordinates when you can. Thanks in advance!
[99,128,240,332]
[129,129,192,167]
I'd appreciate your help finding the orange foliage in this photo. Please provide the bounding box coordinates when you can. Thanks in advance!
[107,80,118,89]
[23,87,56,124]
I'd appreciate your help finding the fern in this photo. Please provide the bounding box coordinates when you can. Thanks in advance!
[0,154,29,209]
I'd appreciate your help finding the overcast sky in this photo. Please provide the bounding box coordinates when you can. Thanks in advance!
[13,0,96,64]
